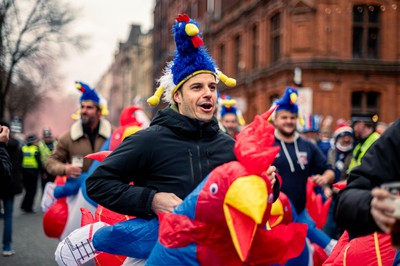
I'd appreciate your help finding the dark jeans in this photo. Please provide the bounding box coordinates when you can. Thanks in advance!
[323,199,344,240]
[1,196,14,251]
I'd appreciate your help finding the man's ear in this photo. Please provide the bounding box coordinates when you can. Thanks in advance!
[173,90,182,104]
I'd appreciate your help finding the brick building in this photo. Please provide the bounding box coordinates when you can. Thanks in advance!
[153,0,400,129]
[97,25,153,126]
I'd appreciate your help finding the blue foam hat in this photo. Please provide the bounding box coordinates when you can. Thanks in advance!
[220,98,238,118]
[147,14,236,107]
[75,81,100,105]
[275,87,299,114]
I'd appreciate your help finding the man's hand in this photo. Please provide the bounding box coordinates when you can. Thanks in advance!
[371,188,397,233]
[266,165,277,188]
[0,126,10,143]
[65,163,82,178]
[323,186,333,199]
[151,192,182,214]
[313,169,335,186]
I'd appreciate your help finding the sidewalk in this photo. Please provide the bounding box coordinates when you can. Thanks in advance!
[0,194,59,266]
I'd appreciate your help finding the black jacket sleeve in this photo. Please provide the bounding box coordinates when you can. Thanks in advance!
[86,130,157,219]
[0,143,12,183]
[335,118,400,237]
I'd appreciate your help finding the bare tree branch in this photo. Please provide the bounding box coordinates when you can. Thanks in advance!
[0,0,84,120]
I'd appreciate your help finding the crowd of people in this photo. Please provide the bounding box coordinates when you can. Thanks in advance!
[0,12,398,266]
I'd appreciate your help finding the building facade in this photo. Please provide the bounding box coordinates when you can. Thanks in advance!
[154,0,400,129]
[97,25,153,126]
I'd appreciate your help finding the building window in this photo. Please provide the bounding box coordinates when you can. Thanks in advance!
[351,91,380,114]
[352,5,380,59]
[235,35,242,75]
[219,44,225,71]
[270,13,281,63]
[252,24,259,69]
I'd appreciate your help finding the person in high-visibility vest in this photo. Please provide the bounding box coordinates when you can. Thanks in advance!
[348,113,380,172]
[335,117,400,265]
[37,128,57,192]
[21,134,43,213]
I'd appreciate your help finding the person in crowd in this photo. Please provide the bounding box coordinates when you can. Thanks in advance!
[0,122,23,257]
[0,125,12,220]
[86,14,277,265]
[322,124,354,239]
[348,113,380,171]
[300,114,332,158]
[46,81,112,179]
[271,87,336,258]
[300,114,322,145]
[37,128,58,192]
[44,81,112,239]
[334,117,400,264]
[219,97,242,139]
[20,134,43,213]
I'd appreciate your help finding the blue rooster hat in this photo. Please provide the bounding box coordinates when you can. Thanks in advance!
[220,97,238,118]
[75,81,109,116]
[275,87,299,114]
[147,14,236,107]
[76,81,100,106]
[218,95,246,126]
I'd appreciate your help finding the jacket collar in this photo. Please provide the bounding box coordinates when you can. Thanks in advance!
[151,107,220,138]
[70,118,112,141]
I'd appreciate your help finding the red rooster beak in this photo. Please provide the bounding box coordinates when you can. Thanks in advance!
[84,151,112,162]
[223,175,268,261]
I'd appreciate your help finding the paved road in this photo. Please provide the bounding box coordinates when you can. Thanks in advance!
[0,193,59,266]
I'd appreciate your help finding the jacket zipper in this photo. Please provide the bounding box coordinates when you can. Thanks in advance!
[206,149,210,172]
[197,145,202,181]
[188,149,195,184]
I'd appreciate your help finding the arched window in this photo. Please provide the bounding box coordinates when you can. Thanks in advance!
[351,91,380,114]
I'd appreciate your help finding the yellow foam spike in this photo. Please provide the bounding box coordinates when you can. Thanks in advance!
[147,86,164,107]
[218,72,236,87]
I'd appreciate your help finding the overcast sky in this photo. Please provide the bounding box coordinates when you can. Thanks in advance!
[27,1,154,135]
[61,0,154,94]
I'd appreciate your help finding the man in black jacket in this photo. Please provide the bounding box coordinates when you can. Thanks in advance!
[87,14,278,220]
[85,15,279,266]
[335,118,400,263]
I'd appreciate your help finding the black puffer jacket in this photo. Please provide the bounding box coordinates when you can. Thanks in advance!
[335,118,400,237]
[87,108,236,219]
[0,144,12,186]
[0,138,23,198]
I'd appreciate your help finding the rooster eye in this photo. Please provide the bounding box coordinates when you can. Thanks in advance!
[210,183,218,194]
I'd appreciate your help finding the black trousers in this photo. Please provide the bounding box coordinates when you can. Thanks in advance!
[41,170,56,193]
[21,169,39,212]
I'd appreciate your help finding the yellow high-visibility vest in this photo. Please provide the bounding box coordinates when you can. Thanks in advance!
[37,140,57,165]
[348,132,380,171]
[22,145,39,169]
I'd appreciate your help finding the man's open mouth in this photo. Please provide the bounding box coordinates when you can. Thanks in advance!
[199,102,213,112]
